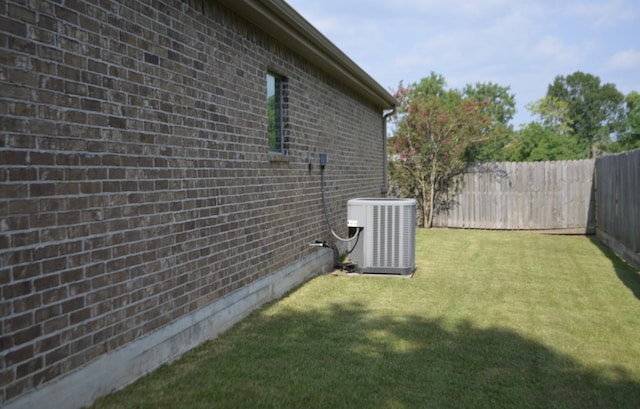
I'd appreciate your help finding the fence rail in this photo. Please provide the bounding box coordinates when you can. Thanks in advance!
[432,160,596,232]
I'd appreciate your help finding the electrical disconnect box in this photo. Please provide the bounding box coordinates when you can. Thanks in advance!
[319,153,329,167]
[347,198,416,275]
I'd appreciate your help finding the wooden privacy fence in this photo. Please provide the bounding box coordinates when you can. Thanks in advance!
[432,160,596,232]
[595,149,640,269]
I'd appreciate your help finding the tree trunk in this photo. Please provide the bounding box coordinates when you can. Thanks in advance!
[426,161,437,228]
[420,179,429,228]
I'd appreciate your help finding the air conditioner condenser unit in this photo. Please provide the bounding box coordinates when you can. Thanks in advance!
[347,198,416,275]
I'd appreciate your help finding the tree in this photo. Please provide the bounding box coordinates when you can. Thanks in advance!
[502,123,583,162]
[389,75,492,227]
[462,82,516,125]
[501,96,584,162]
[461,82,517,162]
[610,91,640,152]
[626,91,640,136]
[525,96,573,136]
[547,71,625,157]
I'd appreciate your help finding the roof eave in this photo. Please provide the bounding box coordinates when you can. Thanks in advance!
[218,0,397,110]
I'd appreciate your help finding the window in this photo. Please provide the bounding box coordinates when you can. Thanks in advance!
[267,72,285,153]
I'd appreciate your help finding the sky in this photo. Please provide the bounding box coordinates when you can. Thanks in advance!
[285,0,640,128]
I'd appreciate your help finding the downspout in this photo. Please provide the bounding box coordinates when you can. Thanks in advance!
[381,107,396,197]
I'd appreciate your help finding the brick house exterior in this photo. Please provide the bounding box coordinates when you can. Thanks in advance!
[0,0,395,407]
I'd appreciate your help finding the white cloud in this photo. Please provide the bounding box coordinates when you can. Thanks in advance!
[390,0,511,20]
[286,0,640,125]
[607,49,640,70]
[530,36,583,64]
[565,0,638,28]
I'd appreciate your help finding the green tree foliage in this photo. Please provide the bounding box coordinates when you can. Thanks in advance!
[547,71,625,157]
[499,96,585,162]
[389,74,492,227]
[388,71,636,226]
[461,82,517,162]
[610,91,640,152]
[525,96,573,135]
[502,123,583,162]
[462,82,516,125]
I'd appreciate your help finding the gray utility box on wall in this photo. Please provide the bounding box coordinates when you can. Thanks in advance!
[347,198,416,275]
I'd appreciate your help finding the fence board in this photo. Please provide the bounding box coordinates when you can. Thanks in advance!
[433,159,596,232]
[429,152,639,268]
[595,149,640,269]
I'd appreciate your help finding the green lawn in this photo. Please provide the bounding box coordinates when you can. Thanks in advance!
[91,229,640,409]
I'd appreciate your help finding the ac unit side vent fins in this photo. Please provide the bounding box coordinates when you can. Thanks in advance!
[347,198,416,275]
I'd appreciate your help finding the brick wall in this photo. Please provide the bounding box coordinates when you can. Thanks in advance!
[0,0,387,405]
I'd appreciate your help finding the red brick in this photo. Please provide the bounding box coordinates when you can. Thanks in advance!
[8,3,36,24]
[8,167,37,181]
[61,267,83,284]
[39,166,64,181]
[69,307,90,325]
[11,231,39,248]
[35,304,62,324]
[45,345,69,365]
[31,364,62,388]
[61,296,85,313]
[34,274,60,292]
[66,225,89,239]
[36,333,62,355]
[38,105,62,121]
[43,315,68,334]
[30,213,56,229]
[16,356,44,379]
[0,0,390,403]
[60,353,85,374]
[13,325,42,346]
[11,294,42,314]
[5,376,34,402]
[5,344,34,367]
[40,227,66,243]
[0,15,27,37]
[29,183,56,197]
[3,281,32,299]
[29,152,55,166]
[5,312,34,333]
[0,367,14,388]
[41,257,67,275]
[42,286,68,305]
[1,184,28,199]
[67,334,91,356]
[68,280,91,296]
[0,150,28,165]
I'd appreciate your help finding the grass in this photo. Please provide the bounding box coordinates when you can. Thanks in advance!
[90,229,640,409]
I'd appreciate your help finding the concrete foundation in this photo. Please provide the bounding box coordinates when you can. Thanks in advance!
[4,248,333,409]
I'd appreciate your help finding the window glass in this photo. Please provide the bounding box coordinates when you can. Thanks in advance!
[267,73,283,153]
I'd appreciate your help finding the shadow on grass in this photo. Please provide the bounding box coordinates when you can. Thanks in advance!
[589,237,640,301]
[95,301,640,409]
